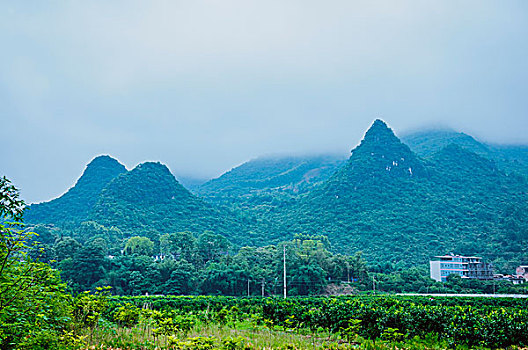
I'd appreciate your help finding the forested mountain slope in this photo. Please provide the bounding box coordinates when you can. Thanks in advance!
[401,129,491,158]
[24,155,127,225]
[23,121,528,270]
[196,154,346,204]
[24,158,258,246]
[90,161,255,244]
[265,120,528,268]
[402,129,528,176]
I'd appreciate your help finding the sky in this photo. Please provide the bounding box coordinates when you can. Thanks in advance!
[1,1,527,203]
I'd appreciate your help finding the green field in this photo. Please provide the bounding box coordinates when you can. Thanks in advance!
[55,294,528,349]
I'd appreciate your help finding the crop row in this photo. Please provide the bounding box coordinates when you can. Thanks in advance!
[109,295,528,348]
[262,297,528,348]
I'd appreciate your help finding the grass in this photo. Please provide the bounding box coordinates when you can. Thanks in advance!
[81,318,494,350]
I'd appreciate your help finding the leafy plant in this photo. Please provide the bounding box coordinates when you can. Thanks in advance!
[114,302,141,327]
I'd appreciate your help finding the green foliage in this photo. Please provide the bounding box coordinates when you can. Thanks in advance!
[261,296,528,348]
[76,220,123,246]
[71,287,110,329]
[90,161,256,246]
[49,230,367,297]
[0,260,72,349]
[196,154,346,203]
[0,177,73,350]
[340,318,362,343]
[65,242,106,292]
[197,231,231,263]
[380,327,404,342]
[215,308,230,325]
[265,121,528,268]
[19,121,528,295]
[102,294,528,348]
[55,236,82,261]
[151,311,196,336]
[0,176,25,221]
[168,335,216,350]
[222,336,247,350]
[402,128,528,176]
[124,236,155,256]
[114,302,141,327]
[163,260,199,295]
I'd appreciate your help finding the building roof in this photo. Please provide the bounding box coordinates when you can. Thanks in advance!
[433,255,482,259]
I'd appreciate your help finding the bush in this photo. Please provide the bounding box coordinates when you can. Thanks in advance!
[114,302,141,327]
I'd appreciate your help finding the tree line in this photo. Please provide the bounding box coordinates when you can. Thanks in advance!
[29,221,370,296]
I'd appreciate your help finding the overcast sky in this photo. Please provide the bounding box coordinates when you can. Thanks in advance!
[1,1,527,203]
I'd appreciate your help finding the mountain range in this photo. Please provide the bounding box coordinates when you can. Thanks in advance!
[25,157,255,245]
[24,120,528,269]
[266,122,527,268]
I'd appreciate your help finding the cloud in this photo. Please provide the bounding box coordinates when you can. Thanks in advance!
[1,1,527,202]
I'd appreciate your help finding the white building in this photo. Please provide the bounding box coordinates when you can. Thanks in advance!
[430,254,493,282]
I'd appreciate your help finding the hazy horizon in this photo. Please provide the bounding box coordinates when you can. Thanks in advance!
[18,121,527,204]
[2,1,527,203]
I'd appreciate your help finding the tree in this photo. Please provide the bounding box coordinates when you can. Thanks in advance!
[124,236,154,256]
[76,220,123,246]
[1,176,34,313]
[55,236,82,261]
[0,176,71,349]
[29,224,58,245]
[197,231,230,264]
[201,263,249,296]
[289,264,327,295]
[168,231,198,263]
[163,260,197,295]
[71,242,106,291]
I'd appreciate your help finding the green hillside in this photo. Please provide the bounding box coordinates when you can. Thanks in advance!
[264,120,528,270]
[24,155,127,225]
[91,161,255,244]
[402,129,528,176]
[401,129,491,158]
[196,154,346,203]
[23,121,528,271]
[24,158,259,246]
[489,144,528,175]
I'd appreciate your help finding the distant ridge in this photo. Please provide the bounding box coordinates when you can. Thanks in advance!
[197,153,347,202]
[402,129,491,158]
[23,120,528,266]
[403,129,528,176]
[266,119,528,265]
[25,155,127,224]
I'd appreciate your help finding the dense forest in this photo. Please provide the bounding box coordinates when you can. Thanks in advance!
[265,121,528,270]
[22,119,528,292]
[4,173,528,349]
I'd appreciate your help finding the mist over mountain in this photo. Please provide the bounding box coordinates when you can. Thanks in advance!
[196,154,347,204]
[402,129,528,176]
[261,120,528,268]
[24,120,528,270]
[24,155,127,224]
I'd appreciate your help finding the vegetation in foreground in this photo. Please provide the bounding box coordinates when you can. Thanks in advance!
[79,315,456,350]
[2,164,528,349]
[11,291,528,350]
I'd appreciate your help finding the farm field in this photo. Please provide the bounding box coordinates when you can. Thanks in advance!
[69,295,528,350]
